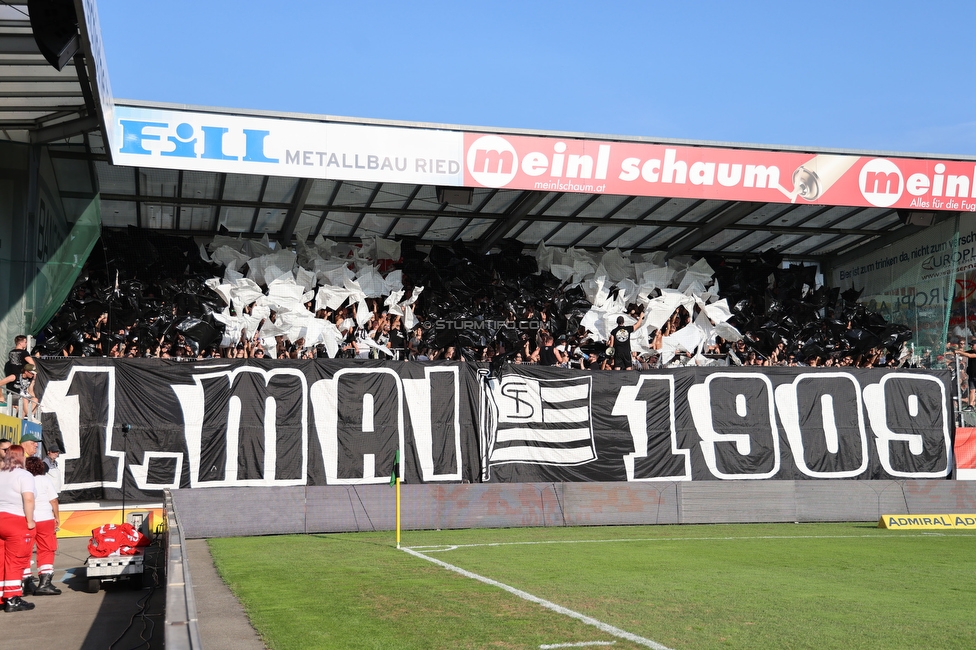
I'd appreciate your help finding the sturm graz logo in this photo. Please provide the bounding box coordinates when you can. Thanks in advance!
[500,380,536,420]
[489,375,596,466]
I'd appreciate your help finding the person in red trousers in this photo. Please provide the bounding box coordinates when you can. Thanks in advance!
[23,456,60,596]
[0,444,36,612]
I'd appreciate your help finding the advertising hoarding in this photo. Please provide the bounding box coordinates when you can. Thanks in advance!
[112,104,976,214]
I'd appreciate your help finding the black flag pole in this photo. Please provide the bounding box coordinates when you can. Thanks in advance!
[120,423,130,526]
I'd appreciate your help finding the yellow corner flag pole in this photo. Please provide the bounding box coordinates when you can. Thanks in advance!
[391,448,401,548]
[395,475,401,549]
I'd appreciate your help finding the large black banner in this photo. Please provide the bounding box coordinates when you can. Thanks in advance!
[484,365,953,483]
[34,359,953,502]
[35,359,483,502]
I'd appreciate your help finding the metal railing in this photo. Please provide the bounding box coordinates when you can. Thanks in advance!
[0,386,41,420]
[163,489,204,650]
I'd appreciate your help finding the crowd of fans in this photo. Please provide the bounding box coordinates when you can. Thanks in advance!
[29,296,906,370]
[24,228,912,373]
[28,291,916,370]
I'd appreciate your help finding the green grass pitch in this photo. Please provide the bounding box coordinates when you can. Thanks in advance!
[207,523,976,649]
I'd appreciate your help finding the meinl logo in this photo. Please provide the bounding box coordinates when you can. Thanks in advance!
[858,158,904,207]
[466,135,519,187]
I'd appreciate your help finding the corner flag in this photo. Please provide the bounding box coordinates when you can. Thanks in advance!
[391,448,401,548]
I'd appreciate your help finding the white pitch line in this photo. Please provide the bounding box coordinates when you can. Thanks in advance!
[405,532,959,552]
[540,641,616,648]
[401,547,673,650]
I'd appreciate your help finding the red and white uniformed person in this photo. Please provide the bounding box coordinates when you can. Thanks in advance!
[23,456,60,596]
[0,444,36,612]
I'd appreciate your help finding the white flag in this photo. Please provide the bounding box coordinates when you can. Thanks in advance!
[488,375,596,466]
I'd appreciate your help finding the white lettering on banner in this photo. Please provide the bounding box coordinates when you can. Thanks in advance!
[859,159,976,207]
[173,366,309,488]
[463,135,976,209]
[40,366,124,491]
[774,372,869,479]
[863,374,951,478]
[467,136,612,189]
[129,452,184,490]
[687,373,781,480]
[906,164,971,199]
[39,364,954,488]
[620,154,782,190]
[403,367,463,482]
[41,365,465,490]
[612,375,690,481]
[311,368,404,485]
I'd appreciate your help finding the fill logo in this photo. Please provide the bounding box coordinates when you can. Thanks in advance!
[858,158,903,207]
[466,135,518,187]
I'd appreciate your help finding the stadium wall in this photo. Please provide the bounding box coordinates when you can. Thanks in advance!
[0,141,100,351]
[169,480,976,538]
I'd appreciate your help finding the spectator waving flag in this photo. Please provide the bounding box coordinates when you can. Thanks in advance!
[487,374,596,466]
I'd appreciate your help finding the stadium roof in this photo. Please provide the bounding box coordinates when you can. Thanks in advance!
[0,0,106,144]
[83,98,967,268]
[87,146,904,265]
[4,1,966,270]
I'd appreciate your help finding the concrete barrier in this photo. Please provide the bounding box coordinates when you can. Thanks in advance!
[169,480,976,539]
[164,489,204,650]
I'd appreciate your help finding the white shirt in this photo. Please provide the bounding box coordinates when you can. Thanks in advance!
[32,474,57,522]
[0,468,35,516]
[45,465,62,493]
[354,331,371,359]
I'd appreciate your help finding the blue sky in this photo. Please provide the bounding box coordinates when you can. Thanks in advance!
[97,1,976,156]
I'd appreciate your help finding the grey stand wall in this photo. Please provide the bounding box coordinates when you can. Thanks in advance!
[170,480,976,539]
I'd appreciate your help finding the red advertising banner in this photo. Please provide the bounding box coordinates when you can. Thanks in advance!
[955,426,976,480]
[462,132,976,212]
